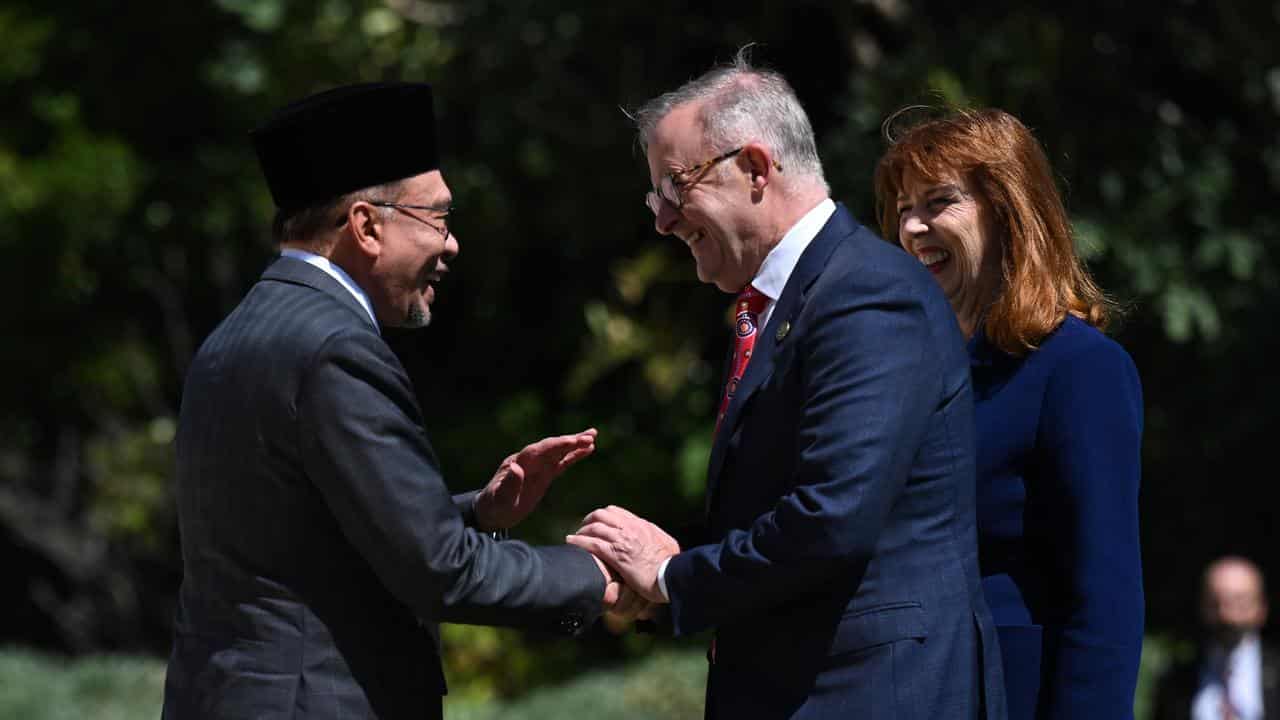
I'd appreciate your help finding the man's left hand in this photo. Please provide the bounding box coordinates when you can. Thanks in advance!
[474,428,598,531]
[567,505,679,604]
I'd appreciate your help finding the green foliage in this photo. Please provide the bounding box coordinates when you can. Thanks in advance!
[446,648,707,720]
[85,416,175,550]
[0,645,709,720]
[1133,633,1197,720]
[4,640,1190,719]
[440,623,586,700]
[0,648,166,720]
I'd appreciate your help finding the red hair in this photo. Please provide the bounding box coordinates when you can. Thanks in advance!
[873,108,1113,355]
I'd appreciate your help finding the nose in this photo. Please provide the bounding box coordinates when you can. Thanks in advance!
[653,199,681,236]
[899,213,928,248]
[440,230,459,267]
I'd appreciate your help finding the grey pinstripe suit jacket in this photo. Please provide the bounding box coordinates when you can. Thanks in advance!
[162,256,602,719]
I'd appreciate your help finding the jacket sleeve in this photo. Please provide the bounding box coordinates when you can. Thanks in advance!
[1038,338,1145,719]
[295,328,604,634]
[452,490,480,527]
[662,269,940,635]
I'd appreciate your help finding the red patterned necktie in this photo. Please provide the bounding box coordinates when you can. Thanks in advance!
[715,285,769,436]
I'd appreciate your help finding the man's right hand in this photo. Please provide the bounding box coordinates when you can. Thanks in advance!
[602,584,655,634]
[591,553,622,608]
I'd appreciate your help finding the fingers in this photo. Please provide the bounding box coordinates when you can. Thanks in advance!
[571,521,624,546]
[556,445,595,470]
[529,430,596,454]
[580,505,647,533]
[504,461,524,483]
[566,533,614,564]
[606,504,641,523]
[581,506,625,527]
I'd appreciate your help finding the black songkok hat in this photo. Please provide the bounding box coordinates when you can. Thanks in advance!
[250,82,439,214]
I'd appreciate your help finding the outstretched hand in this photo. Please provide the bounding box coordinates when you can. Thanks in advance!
[567,505,679,604]
[474,428,598,531]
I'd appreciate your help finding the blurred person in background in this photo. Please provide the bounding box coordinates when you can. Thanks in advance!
[1154,556,1278,720]
[161,82,620,720]
[874,107,1145,719]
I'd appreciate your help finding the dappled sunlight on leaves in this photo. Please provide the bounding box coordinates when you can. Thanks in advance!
[86,416,176,550]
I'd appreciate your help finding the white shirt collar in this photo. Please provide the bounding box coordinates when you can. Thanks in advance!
[751,198,836,302]
[280,248,379,329]
[749,198,835,330]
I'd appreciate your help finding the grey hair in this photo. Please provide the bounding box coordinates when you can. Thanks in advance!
[274,179,407,247]
[631,47,827,192]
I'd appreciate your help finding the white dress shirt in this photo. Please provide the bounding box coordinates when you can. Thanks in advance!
[280,248,379,329]
[1193,633,1264,720]
[655,198,837,602]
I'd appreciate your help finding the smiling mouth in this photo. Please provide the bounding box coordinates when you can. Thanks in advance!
[684,230,705,249]
[916,248,950,274]
[420,270,443,298]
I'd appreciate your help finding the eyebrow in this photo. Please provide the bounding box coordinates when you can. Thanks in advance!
[897,184,963,203]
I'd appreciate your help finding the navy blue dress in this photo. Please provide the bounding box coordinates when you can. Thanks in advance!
[971,314,1144,720]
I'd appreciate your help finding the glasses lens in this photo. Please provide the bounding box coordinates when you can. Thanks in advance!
[645,191,662,216]
[660,176,681,209]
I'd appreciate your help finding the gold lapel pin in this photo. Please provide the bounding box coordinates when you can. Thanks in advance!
[776,321,791,342]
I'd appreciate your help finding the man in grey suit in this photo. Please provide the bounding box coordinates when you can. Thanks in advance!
[161,82,617,719]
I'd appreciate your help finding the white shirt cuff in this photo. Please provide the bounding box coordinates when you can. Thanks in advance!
[656,556,672,602]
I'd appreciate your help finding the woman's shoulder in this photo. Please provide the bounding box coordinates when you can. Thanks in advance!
[1036,315,1141,393]
[1039,314,1132,364]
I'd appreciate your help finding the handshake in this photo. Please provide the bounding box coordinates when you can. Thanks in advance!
[471,427,680,632]
[568,505,681,631]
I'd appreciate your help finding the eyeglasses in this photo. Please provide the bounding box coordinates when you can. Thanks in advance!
[645,147,743,216]
[369,201,453,242]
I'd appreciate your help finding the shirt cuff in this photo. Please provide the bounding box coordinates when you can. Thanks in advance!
[656,556,672,602]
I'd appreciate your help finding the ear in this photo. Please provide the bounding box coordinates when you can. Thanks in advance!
[740,143,775,191]
[344,201,385,259]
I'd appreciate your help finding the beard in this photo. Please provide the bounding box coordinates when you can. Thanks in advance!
[404,301,431,329]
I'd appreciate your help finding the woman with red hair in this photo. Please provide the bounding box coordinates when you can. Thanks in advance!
[874,108,1144,719]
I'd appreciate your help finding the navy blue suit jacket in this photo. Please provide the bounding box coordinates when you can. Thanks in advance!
[971,315,1144,719]
[662,205,1007,719]
[162,257,604,720]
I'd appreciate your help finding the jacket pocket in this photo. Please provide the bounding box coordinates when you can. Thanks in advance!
[829,601,928,656]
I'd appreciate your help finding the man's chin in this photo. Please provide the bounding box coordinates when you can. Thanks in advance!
[1211,625,1249,649]
[403,302,432,329]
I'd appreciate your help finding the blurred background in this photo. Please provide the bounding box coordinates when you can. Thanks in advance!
[2,0,1277,717]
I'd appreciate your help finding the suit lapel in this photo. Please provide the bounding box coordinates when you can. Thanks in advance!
[704,204,858,506]
[261,255,379,331]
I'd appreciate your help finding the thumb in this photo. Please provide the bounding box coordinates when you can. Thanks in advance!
[505,461,525,483]
[603,580,621,608]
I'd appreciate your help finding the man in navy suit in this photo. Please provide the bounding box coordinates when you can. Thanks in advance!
[162,83,618,719]
[568,54,1006,718]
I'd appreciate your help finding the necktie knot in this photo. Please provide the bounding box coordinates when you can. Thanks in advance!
[737,284,768,312]
[734,285,768,335]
